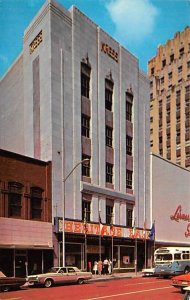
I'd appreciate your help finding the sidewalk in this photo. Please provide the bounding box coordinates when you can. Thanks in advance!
[90,272,142,282]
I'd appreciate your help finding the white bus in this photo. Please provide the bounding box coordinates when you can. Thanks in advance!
[154,247,190,277]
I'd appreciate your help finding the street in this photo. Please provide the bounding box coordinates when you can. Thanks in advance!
[0,277,184,300]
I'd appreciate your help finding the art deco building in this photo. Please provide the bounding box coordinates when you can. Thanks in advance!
[0,0,150,271]
[148,26,190,169]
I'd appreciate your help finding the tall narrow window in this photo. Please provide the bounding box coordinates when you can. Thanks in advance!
[179,47,184,58]
[82,200,91,222]
[106,200,113,225]
[106,163,113,183]
[126,91,133,122]
[185,85,190,102]
[170,54,174,63]
[126,135,132,155]
[82,155,91,177]
[105,89,113,111]
[81,61,91,98]
[81,73,90,98]
[162,59,166,68]
[126,170,133,189]
[126,207,133,227]
[30,187,43,220]
[105,78,113,111]
[106,126,113,147]
[8,182,23,218]
[81,114,90,137]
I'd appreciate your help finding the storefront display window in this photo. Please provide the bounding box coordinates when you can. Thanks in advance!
[112,245,135,269]
[120,246,135,269]
[65,243,82,269]
[113,246,119,268]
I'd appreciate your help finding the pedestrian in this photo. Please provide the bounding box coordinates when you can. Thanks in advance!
[108,259,112,274]
[93,261,98,275]
[88,261,92,272]
[97,260,103,275]
[103,258,109,275]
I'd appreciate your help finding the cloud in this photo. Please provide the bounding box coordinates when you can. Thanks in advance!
[106,0,159,44]
[0,54,8,65]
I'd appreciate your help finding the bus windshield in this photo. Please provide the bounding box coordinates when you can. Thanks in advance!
[155,254,173,261]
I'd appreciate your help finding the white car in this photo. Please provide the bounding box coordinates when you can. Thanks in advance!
[27,267,92,288]
[142,268,155,277]
[182,287,190,300]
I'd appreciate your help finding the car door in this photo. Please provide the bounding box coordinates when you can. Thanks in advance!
[57,268,67,284]
[66,267,78,283]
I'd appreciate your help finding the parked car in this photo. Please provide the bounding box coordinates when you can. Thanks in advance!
[142,268,155,277]
[171,273,190,293]
[182,287,190,300]
[27,266,92,288]
[0,271,26,292]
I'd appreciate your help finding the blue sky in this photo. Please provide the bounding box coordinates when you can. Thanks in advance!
[0,0,190,78]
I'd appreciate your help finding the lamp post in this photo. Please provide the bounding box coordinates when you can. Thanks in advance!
[62,158,90,267]
[111,213,114,268]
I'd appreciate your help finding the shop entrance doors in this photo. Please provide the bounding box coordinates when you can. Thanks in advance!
[15,250,27,277]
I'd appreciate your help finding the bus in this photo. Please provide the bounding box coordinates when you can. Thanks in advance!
[154,247,190,277]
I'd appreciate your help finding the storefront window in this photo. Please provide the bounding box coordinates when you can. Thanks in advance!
[65,243,82,269]
[113,245,135,269]
[120,246,135,269]
[113,246,119,268]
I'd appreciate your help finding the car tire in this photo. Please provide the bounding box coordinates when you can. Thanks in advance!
[184,267,190,274]
[1,286,9,292]
[181,287,186,294]
[44,279,53,288]
[77,278,84,285]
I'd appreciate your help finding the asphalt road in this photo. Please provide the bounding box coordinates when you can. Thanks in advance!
[0,277,184,300]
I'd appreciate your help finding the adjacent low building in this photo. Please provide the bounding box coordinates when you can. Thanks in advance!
[0,149,52,277]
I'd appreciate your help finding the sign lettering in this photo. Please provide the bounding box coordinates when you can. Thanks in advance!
[101,42,118,63]
[58,219,150,240]
[30,30,43,54]
[170,205,190,238]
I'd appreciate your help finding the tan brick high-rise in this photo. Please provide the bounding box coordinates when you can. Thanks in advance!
[148,26,190,169]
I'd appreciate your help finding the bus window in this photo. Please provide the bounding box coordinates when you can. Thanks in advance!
[183,254,190,260]
[174,254,181,260]
[155,254,172,261]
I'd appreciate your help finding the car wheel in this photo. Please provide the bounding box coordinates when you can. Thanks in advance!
[44,279,53,288]
[1,286,9,292]
[181,287,186,294]
[184,267,190,274]
[77,278,84,285]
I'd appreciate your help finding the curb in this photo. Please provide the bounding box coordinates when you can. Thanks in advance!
[89,273,142,283]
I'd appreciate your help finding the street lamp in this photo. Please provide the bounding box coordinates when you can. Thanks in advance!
[62,158,90,267]
[111,212,114,268]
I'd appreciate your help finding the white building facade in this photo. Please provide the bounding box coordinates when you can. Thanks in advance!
[150,153,190,247]
[0,0,150,271]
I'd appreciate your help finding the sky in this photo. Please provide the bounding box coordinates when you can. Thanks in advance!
[0,0,190,78]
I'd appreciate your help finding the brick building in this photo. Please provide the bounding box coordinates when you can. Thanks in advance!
[0,149,52,277]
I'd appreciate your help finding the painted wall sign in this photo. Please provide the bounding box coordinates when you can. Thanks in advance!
[58,219,150,240]
[170,205,190,237]
[101,42,118,63]
[29,30,43,54]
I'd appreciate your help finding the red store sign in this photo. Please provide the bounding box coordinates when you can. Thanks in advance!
[58,219,150,240]
[170,205,190,238]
